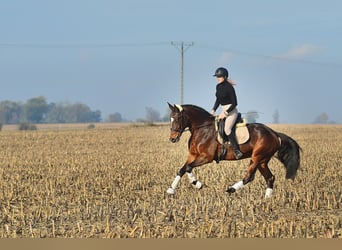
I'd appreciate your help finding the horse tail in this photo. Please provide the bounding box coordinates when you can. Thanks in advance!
[276,132,301,180]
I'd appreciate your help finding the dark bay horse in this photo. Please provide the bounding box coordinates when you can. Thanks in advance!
[166,103,301,198]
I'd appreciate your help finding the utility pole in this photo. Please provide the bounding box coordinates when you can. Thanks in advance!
[171,41,194,105]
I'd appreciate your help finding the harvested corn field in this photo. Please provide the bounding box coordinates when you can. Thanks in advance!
[0,124,341,238]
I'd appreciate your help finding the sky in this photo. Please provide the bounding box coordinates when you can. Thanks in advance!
[1,0,341,123]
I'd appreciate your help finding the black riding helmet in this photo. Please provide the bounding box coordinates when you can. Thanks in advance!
[213,67,229,78]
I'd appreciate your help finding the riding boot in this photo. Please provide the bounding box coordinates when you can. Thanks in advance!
[227,133,243,159]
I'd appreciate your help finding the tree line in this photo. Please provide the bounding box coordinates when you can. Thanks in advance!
[0,96,101,124]
[1,96,336,125]
[0,96,168,125]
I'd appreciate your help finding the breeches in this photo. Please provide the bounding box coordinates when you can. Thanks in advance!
[220,105,238,135]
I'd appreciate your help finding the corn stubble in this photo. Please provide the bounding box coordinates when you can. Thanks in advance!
[0,125,341,238]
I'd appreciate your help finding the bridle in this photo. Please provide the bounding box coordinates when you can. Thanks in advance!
[170,108,213,141]
[170,109,187,135]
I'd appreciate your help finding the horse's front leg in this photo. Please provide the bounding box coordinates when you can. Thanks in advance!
[186,170,203,189]
[166,164,188,195]
[166,164,203,195]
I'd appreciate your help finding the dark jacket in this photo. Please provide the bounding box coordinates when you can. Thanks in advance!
[212,80,238,113]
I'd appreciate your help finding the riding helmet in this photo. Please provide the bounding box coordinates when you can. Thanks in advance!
[213,67,229,78]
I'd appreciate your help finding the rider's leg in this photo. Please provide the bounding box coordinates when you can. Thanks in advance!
[224,109,243,159]
[227,133,243,159]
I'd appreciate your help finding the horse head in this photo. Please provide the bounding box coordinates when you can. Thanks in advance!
[168,102,188,143]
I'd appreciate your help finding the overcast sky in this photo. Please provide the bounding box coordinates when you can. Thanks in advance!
[1,0,341,123]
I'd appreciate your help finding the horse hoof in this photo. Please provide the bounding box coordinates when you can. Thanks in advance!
[226,187,236,193]
[194,181,203,189]
[166,188,175,195]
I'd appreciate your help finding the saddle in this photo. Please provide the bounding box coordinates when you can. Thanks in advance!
[214,113,250,162]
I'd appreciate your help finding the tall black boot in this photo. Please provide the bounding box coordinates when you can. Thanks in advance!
[227,133,243,159]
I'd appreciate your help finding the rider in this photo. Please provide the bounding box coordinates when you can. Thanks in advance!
[211,67,243,159]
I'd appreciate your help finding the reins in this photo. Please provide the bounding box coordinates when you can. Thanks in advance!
[189,121,214,131]
[170,105,214,135]
[171,116,213,134]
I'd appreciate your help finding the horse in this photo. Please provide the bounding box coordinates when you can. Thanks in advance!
[166,103,301,198]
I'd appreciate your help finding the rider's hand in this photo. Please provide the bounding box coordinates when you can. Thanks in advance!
[218,113,226,119]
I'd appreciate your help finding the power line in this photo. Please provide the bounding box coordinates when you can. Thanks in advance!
[171,41,194,105]
[1,41,339,67]
[196,43,342,67]
[0,42,170,48]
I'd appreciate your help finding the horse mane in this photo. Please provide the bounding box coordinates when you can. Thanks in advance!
[182,104,214,119]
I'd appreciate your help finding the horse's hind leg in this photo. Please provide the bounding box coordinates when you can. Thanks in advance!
[258,162,275,199]
[227,160,258,193]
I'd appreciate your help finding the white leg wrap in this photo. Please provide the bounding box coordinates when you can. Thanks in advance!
[265,188,273,198]
[232,180,244,191]
[171,175,181,190]
[167,175,181,195]
[166,188,175,195]
[187,172,196,183]
[195,181,202,189]
[187,172,202,189]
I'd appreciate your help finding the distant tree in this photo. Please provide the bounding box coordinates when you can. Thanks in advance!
[45,102,101,123]
[64,103,101,123]
[0,100,22,124]
[272,109,279,124]
[89,110,101,123]
[44,102,66,123]
[245,110,259,123]
[145,107,160,123]
[0,97,102,124]
[107,112,123,122]
[314,112,329,124]
[25,96,49,123]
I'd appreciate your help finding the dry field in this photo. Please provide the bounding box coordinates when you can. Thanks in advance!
[0,124,341,238]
